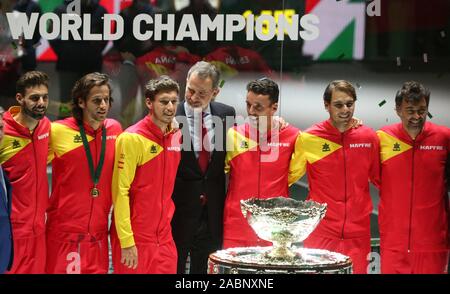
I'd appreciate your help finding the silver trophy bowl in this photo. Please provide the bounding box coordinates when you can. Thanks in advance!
[240,197,327,260]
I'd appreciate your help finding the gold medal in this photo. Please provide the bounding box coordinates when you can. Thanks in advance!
[91,187,99,198]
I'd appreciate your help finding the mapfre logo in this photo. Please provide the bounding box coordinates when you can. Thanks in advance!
[419,145,444,151]
[167,146,181,152]
[349,143,372,148]
[267,142,290,148]
[38,132,49,140]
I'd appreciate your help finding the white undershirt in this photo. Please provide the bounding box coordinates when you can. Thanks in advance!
[0,167,7,205]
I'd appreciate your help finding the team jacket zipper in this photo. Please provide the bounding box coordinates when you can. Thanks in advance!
[341,133,348,239]
[156,135,167,246]
[407,140,416,252]
[32,132,38,236]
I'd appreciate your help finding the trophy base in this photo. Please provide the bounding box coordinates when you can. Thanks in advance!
[208,246,352,274]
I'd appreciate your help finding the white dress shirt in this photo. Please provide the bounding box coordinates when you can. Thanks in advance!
[184,101,214,159]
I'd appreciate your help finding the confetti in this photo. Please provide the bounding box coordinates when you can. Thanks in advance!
[396,57,401,67]
[427,112,433,119]
[423,53,428,63]
[337,53,345,60]
[11,41,17,50]
[441,31,446,38]
[378,100,386,107]
[219,80,225,88]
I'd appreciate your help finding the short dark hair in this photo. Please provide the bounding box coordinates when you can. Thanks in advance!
[16,71,49,96]
[395,81,430,108]
[323,80,357,104]
[187,61,221,89]
[71,72,113,123]
[246,77,279,104]
[145,75,180,101]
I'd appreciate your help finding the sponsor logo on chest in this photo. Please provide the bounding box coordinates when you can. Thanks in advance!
[392,142,401,151]
[349,143,372,148]
[73,134,82,143]
[266,142,291,148]
[12,139,21,149]
[37,132,49,140]
[240,141,249,149]
[419,145,444,151]
[167,146,181,152]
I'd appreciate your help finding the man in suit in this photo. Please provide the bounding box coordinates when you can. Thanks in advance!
[0,107,14,274]
[171,61,235,274]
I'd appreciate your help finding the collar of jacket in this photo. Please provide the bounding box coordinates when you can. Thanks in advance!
[81,119,105,137]
[244,121,283,141]
[143,115,176,140]
[324,119,355,136]
[4,106,39,138]
[394,121,429,143]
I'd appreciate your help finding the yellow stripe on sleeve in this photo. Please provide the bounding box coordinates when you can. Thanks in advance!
[112,133,140,248]
[288,132,306,186]
[112,132,163,248]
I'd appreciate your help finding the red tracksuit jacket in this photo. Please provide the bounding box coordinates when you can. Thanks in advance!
[377,122,449,252]
[46,117,122,273]
[112,115,181,249]
[292,120,380,240]
[223,123,301,247]
[0,106,50,239]
[47,118,122,238]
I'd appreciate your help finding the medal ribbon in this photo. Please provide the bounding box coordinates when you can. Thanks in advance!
[79,123,107,192]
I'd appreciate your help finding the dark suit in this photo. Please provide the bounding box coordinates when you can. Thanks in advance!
[171,101,235,274]
[0,167,13,274]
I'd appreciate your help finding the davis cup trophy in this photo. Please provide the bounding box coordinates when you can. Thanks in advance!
[208,197,353,274]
